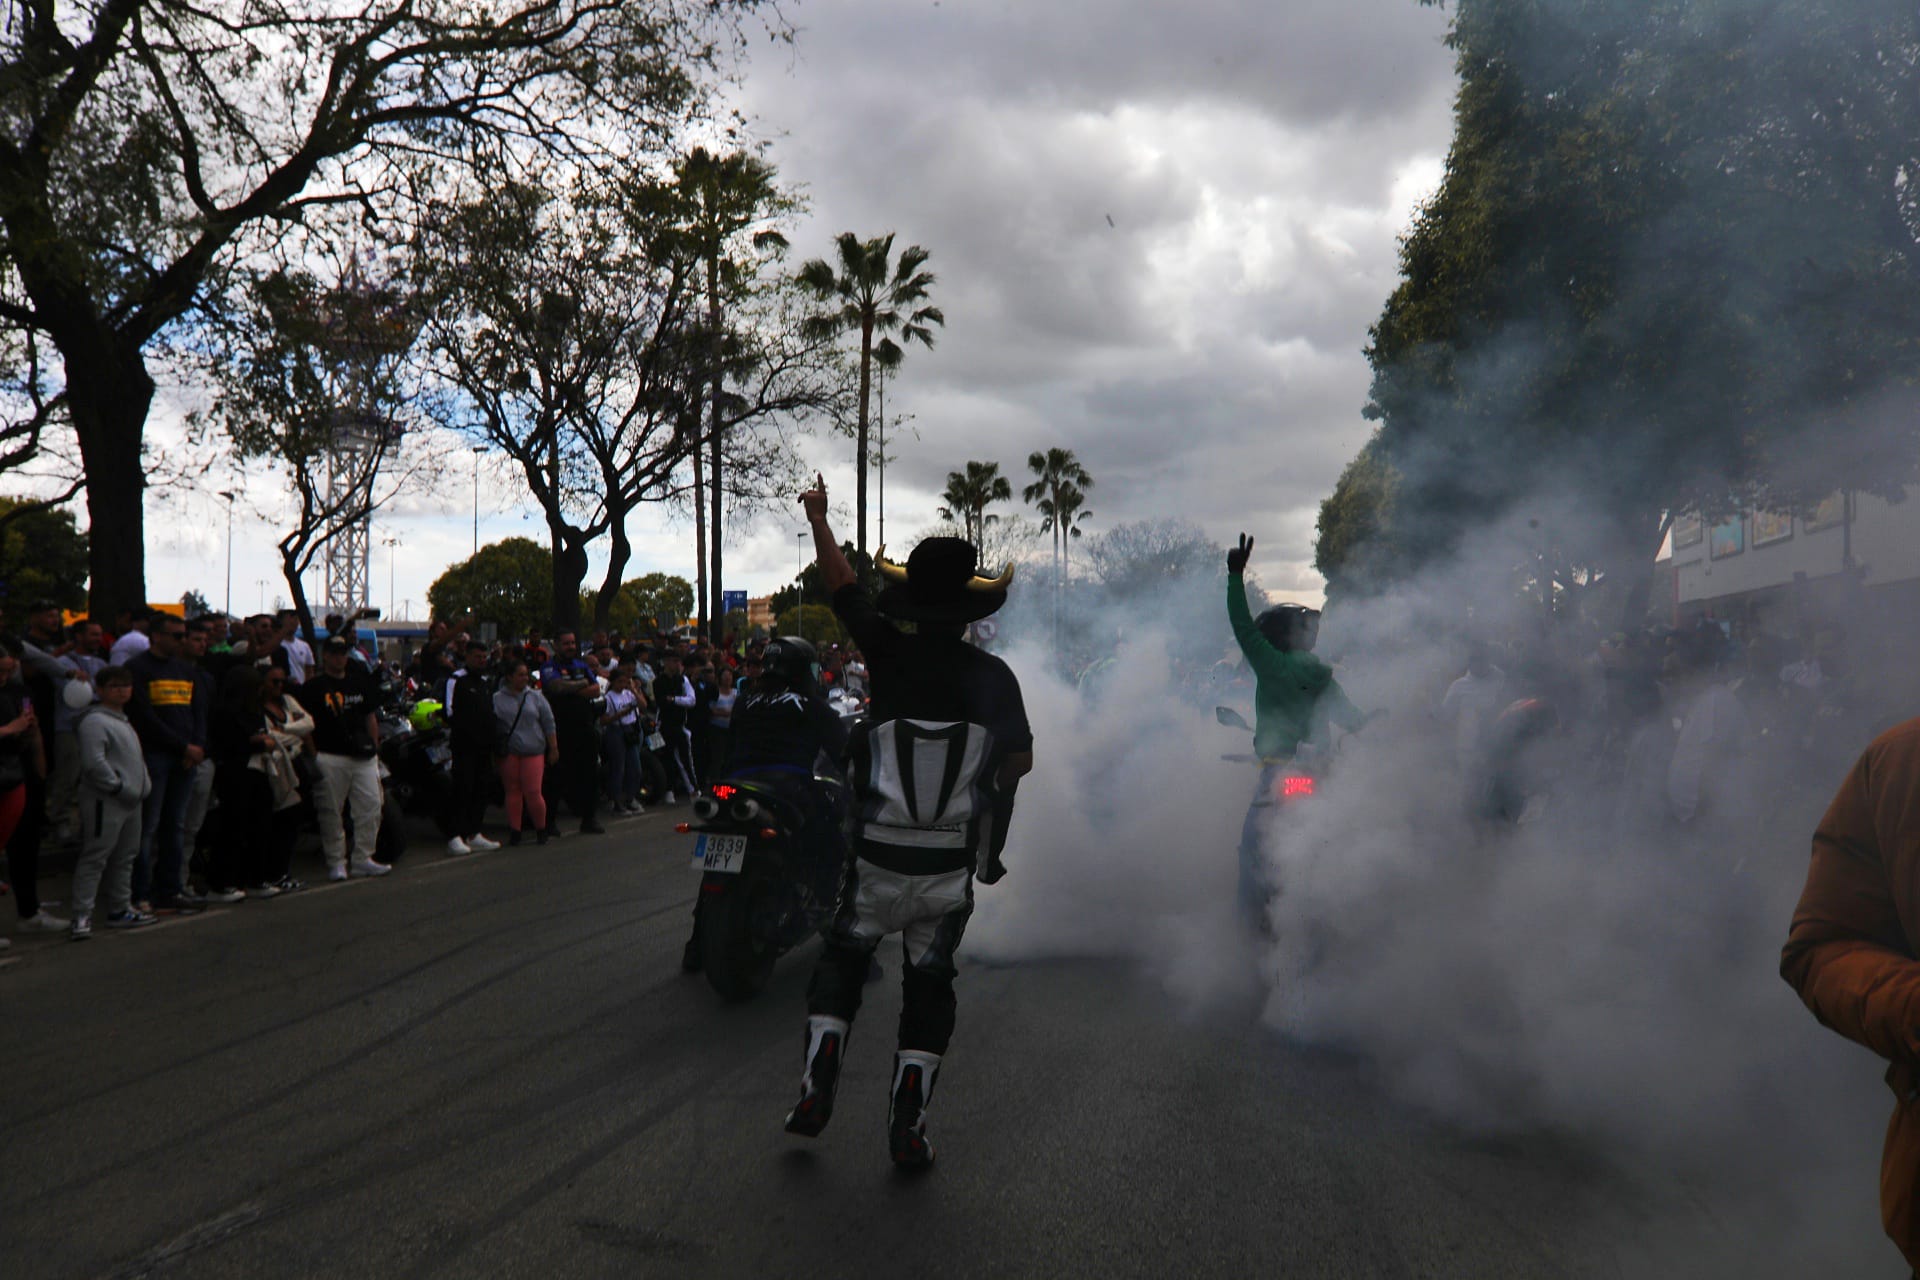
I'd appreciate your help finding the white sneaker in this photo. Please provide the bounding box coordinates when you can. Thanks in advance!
[663,791,677,805]
[446,836,472,856]
[468,835,501,851]
[348,860,393,878]
[18,909,70,931]
[326,865,348,882]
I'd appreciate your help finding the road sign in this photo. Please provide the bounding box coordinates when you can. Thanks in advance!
[722,590,748,615]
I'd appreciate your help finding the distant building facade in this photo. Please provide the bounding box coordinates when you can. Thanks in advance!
[1663,491,1920,632]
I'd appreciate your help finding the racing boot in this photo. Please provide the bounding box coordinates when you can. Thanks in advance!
[784,1015,850,1137]
[887,1050,941,1169]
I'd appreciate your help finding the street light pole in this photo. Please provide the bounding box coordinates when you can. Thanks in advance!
[382,536,399,619]
[219,490,236,620]
[471,446,485,555]
[796,530,806,642]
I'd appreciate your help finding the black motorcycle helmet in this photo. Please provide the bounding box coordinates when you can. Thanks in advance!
[760,635,819,694]
[1256,603,1321,653]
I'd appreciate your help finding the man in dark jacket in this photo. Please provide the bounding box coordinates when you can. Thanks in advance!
[783,478,1033,1170]
[443,639,500,856]
[126,615,209,911]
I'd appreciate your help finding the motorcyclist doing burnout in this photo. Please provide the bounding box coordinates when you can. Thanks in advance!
[1226,533,1368,932]
[679,634,849,973]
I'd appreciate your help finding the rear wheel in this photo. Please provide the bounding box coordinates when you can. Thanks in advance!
[376,791,408,866]
[701,881,776,1002]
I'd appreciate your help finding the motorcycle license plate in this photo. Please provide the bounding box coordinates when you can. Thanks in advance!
[691,833,748,874]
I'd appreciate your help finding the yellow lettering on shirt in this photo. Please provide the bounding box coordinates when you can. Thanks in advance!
[147,679,194,707]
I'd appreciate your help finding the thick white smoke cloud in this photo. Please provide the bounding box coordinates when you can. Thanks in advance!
[967,533,1902,1275]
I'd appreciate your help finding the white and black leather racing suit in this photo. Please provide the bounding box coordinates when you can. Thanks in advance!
[804,585,1031,1057]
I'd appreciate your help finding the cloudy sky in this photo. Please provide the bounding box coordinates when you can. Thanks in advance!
[146,0,1459,619]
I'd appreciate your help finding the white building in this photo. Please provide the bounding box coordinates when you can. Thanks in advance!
[1663,491,1920,631]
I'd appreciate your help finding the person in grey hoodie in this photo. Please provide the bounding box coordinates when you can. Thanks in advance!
[70,666,157,938]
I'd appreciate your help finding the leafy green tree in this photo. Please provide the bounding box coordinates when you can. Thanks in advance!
[660,147,798,639]
[937,460,1013,547]
[1023,450,1093,642]
[0,498,86,611]
[1351,0,1920,621]
[586,572,696,635]
[420,180,702,635]
[0,0,742,620]
[428,539,554,642]
[1024,449,1095,584]
[798,233,945,557]
[774,603,847,648]
[1313,435,1402,600]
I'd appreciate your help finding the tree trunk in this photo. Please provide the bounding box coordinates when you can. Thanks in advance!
[594,514,633,632]
[552,531,588,634]
[707,265,726,645]
[692,446,708,629]
[69,349,155,622]
[1612,509,1675,632]
[855,320,873,558]
[281,545,318,646]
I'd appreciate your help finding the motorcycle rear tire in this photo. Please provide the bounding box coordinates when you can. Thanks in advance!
[376,792,408,866]
[701,883,776,1003]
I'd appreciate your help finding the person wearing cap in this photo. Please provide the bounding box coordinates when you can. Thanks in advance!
[443,639,502,855]
[302,636,392,880]
[782,476,1033,1170]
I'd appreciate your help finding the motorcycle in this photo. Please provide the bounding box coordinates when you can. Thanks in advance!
[826,684,869,732]
[1217,706,1328,934]
[677,767,851,1002]
[376,701,457,844]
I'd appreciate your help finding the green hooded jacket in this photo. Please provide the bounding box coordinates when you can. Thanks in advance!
[1227,571,1364,761]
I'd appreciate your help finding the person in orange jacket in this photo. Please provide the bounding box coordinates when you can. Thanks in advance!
[1783,717,1920,1272]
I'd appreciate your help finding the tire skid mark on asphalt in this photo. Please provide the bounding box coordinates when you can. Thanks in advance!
[97,962,799,1280]
[0,869,681,1135]
[101,1203,267,1280]
[23,896,694,1208]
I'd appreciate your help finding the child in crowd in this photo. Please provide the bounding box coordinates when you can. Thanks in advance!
[70,666,157,938]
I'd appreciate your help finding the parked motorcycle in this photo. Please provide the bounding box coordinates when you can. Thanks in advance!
[378,698,456,840]
[678,769,850,1001]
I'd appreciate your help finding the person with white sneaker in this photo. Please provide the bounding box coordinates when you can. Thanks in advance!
[444,639,501,856]
[68,666,157,938]
[301,637,391,880]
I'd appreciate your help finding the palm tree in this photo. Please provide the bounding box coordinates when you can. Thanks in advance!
[665,147,791,640]
[797,232,944,557]
[937,459,1013,547]
[1024,448,1094,642]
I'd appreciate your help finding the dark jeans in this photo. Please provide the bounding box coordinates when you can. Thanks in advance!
[600,725,642,807]
[543,725,599,826]
[135,753,197,903]
[448,740,491,838]
[210,761,294,888]
[2,777,43,918]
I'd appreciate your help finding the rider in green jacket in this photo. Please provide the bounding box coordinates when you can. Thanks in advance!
[1226,533,1367,933]
[1225,534,1365,761]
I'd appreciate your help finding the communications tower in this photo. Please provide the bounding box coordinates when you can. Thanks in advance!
[301,264,416,618]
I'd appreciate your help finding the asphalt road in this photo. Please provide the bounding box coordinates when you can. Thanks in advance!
[0,813,1871,1279]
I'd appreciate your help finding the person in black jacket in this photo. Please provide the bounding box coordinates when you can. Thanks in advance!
[783,479,1033,1171]
[443,639,501,855]
[126,615,209,912]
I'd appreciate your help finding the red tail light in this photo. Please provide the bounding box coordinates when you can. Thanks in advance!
[674,822,691,834]
[757,827,778,840]
[1279,775,1315,799]
[712,784,738,800]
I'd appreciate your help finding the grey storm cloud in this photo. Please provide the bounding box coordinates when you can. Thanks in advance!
[730,0,1459,600]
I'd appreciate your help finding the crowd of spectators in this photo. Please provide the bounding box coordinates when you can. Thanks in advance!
[0,600,870,950]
